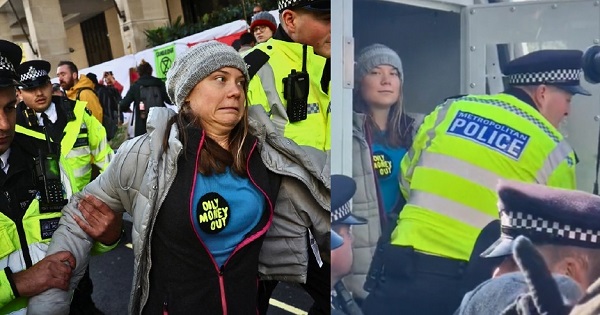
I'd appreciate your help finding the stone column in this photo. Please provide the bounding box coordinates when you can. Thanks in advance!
[22,0,69,70]
[116,0,170,54]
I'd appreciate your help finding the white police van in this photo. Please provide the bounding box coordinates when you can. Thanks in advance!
[331,0,600,193]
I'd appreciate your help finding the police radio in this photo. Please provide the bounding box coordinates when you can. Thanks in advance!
[283,69,309,122]
[35,151,66,213]
[283,45,310,123]
[35,119,67,213]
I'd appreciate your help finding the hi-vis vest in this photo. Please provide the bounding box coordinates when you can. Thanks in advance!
[16,100,113,198]
[0,199,61,314]
[393,94,576,261]
[246,38,331,151]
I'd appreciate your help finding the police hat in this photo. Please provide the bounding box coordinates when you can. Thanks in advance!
[0,40,22,88]
[481,180,600,258]
[331,230,344,250]
[17,60,51,89]
[504,49,591,96]
[331,174,367,225]
[278,0,330,12]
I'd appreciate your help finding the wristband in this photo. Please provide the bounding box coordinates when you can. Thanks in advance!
[4,267,20,298]
[103,227,125,247]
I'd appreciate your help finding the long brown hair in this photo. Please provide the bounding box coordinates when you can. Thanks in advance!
[162,84,250,177]
[353,82,413,148]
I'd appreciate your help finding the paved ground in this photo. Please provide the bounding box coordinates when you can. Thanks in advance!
[89,220,313,314]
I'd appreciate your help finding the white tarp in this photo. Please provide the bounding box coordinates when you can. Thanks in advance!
[51,11,279,137]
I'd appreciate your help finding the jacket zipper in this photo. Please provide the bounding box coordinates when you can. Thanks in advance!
[364,122,388,229]
[6,191,34,268]
[219,266,227,315]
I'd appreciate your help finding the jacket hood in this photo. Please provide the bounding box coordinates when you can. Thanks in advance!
[72,74,95,91]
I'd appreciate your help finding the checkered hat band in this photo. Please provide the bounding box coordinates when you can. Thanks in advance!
[278,0,317,10]
[508,69,580,85]
[331,200,351,223]
[501,211,600,244]
[0,55,14,73]
[20,66,48,82]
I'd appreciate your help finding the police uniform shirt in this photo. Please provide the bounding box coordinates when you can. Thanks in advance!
[37,102,58,126]
[0,148,10,173]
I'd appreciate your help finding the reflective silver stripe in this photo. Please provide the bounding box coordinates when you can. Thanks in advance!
[7,308,26,314]
[255,62,288,136]
[70,163,91,179]
[536,139,574,184]
[0,242,47,274]
[418,152,502,191]
[410,190,496,229]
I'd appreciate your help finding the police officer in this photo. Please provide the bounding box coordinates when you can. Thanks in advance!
[16,60,114,198]
[246,1,331,314]
[15,60,120,315]
[362,50,589,315]
[244,0,331,152]
[331,175,367,315]
[475,181,600,315]
[480,180,600,290]
[0,40,118,314]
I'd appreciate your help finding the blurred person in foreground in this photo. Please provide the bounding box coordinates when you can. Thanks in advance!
[331,175,367,315]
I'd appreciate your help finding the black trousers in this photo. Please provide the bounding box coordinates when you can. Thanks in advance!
[257,249,330,315]
[362,245,470,315]
[69,267,103,315]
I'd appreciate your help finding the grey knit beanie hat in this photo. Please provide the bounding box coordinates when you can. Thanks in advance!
[166,41,249,108]
[355,44,404,84]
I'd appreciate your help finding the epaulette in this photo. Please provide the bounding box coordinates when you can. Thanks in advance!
[59,97,76,121]
[443,94,467,102]
[244,48,271,80]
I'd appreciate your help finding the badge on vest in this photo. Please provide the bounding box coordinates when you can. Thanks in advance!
[195,192,230,234]
[373,151,393,178]
[40,217,60,239]
[447,110,530,160]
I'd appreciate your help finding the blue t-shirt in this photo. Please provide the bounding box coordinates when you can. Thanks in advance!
[372,142,407,214]
[191,169,265,267]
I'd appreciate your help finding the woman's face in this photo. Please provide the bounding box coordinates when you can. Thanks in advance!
[360,64,401,110]
[253,25,273,43]
[186,67,246,131]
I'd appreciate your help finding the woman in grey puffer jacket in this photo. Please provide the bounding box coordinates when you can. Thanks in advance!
[344,44,422,302]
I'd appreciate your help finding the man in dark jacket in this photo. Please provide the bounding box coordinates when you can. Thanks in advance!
[119,59,171,137]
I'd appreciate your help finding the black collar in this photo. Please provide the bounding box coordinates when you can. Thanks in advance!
[273,25,294,43]
[503,87,538,112]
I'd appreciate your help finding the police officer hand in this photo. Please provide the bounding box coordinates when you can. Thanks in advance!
[12,251,75,297]
[74,194,123,245]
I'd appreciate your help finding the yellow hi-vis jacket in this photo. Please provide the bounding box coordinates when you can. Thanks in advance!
[393,93,576,261]
[245,37,331,151]
[0,199,61,314]
[0,147,116,314]
[16,100,114,198]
